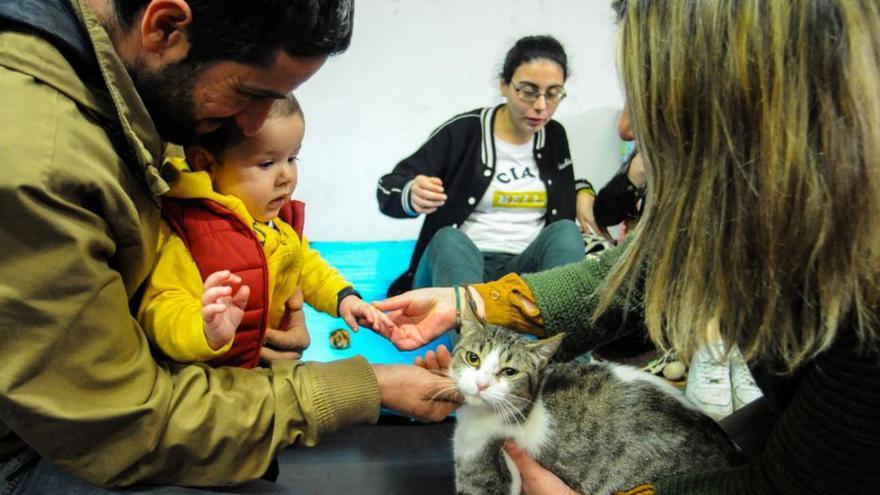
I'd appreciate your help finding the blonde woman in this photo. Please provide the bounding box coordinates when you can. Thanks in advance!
[375,0,880,493]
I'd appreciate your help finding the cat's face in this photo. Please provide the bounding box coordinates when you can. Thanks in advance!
[451,323,563,417]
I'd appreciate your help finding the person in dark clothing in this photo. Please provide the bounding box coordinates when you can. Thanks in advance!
[593,148,645,233]
[377,35,589,297]
[591,106,646,239]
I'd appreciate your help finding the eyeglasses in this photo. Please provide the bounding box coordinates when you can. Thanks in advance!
[511,81,567,104]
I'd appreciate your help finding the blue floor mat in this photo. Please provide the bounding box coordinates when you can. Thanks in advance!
[299,240,453,365]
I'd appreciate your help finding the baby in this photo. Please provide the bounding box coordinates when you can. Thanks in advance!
[139,94,389,367]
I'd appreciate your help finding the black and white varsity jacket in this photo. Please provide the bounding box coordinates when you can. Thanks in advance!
[377,105,586,296]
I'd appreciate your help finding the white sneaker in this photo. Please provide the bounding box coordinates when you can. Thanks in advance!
[729,346,763,410]
[685,342,733,421]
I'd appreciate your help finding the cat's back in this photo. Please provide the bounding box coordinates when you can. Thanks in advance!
[537,361,739,494]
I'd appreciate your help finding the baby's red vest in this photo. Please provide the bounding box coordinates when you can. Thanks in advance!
[161,198,305,368]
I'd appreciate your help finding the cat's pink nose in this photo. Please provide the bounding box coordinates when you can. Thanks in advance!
[476,382,489,392]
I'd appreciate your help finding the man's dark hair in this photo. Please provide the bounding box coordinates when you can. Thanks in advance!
[113,0,354,66]
[197,93,303,157]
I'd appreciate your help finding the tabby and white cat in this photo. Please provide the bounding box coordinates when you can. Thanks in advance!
[451,320,739,495]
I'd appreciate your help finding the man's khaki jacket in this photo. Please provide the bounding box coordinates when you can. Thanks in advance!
[0,0,378,486]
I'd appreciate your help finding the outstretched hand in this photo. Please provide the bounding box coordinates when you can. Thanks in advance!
[202,270,250,351]
[371,288,458,350]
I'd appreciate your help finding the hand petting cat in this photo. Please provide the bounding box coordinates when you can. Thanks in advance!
[372,363,462,422]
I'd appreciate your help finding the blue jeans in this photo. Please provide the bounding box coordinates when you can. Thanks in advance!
[413,220,584,288]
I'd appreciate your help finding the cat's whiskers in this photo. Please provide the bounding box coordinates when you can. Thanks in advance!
[429,384,464,404]
[492,394,528,427]
[497,392,531,417]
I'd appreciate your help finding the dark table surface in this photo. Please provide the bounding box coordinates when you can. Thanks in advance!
[136,417,456,495]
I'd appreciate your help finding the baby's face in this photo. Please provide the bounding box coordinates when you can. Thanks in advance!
[212,113,304,222]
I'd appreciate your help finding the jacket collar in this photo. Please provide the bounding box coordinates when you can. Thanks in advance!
[72,0,167,196]
[479,105,547,166]
[0,0,168,197]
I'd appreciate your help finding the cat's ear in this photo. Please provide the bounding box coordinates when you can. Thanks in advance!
[526,332,565,365]
[458,288,486,338]
[459,310,484,339]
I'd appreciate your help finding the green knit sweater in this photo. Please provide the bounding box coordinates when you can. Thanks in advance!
[523,246,880,494]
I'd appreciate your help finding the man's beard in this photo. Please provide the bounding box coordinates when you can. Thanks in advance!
[126,58,205,146]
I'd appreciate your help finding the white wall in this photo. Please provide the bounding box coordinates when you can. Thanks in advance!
[295,0,625,241]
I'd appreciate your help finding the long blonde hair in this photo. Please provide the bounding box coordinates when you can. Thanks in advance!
[601,0,880,371]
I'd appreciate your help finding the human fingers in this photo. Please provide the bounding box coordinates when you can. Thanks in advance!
[260,346,302,363]
[203,270,238,289]
[411,194,445,212]
[285,288,305,311]
[201,302,228,321]
[202,285,233,305]
[371,304,395,328]
[360,307,393,335]
[503,441,581,495]
[414,175,445,194]
[231,285,250,308]
[422,350,439,371]
[371,293,416,313]
[370,311,402,339]
[374,365,460,422]
[412,186,447,202]
[342,310,359,332]
[435,344,453,369]
[414,355,426,368]
[360,305,375,326]
[263,326,308,351]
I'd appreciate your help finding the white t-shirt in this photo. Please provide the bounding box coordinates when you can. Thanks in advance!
[459,136,546,254]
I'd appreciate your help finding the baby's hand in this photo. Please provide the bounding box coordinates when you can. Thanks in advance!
[202,270,250,350]
[338,295,394,334]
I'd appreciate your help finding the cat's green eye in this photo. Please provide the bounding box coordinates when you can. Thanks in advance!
[465,351,481,367]
[500,367,518,377]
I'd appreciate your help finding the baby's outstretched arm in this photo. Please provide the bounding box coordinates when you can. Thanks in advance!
[201,270,250,350]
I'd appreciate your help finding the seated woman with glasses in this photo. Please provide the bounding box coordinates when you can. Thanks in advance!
[377,35,591,297]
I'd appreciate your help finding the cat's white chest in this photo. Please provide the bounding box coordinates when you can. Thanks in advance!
[454,398,554,459]
[454,398,554,494]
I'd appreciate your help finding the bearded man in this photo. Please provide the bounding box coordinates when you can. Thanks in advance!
[0,1,456,491]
